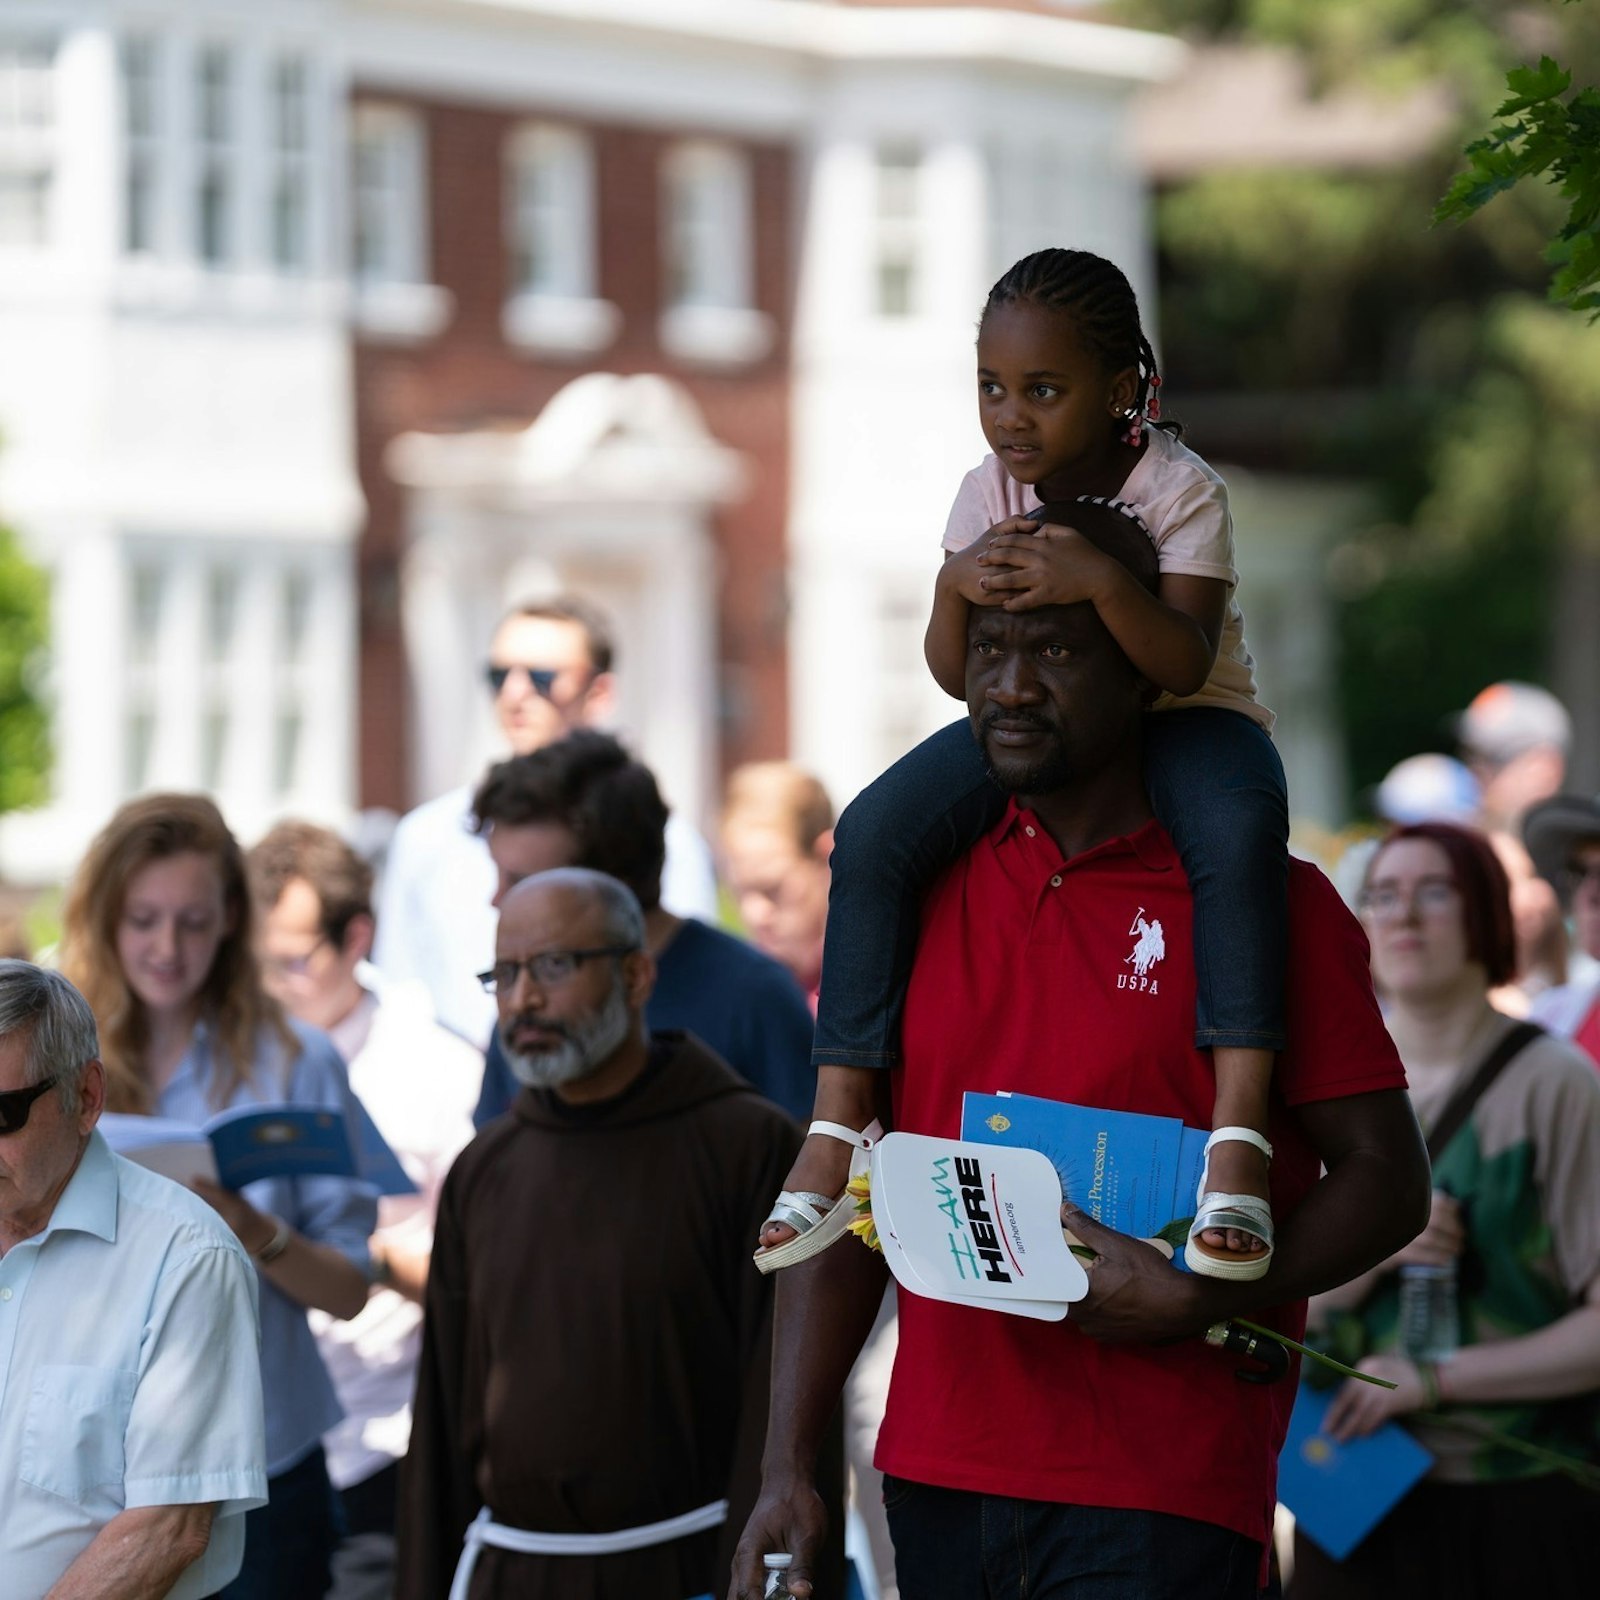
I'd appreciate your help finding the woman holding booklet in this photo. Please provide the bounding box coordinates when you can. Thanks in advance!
[1297,821,1600,1598]
[62,793,377,1600]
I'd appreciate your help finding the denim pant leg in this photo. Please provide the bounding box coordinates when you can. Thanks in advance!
[1143,708,1289,1052]
[885,1484,1260,1600]
[221,1445,337,1600]
[813,719,1005,1069]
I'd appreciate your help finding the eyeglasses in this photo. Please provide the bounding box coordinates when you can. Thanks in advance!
[1358,880,1461,921]
[477,946,639,993]
[0,1075,61,1136]
[260,936,329,979]
[484,663,560,699]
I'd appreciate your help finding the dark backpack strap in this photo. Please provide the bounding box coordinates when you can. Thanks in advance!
[1425,1020,1545,1164]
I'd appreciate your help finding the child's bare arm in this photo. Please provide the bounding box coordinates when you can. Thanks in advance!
[924,516,1038,699]
[977,527,1225,697]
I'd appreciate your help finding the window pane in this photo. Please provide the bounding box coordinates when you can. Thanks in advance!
[198,164,227,264]
[125,707,155,792]
[122,38,158,136]
[508,127,591,298]
[128,564,165,667]
[206,567,238,662]
[201,706,229,790]
[0,41,54,132]
[272,172,306,271]
[0,170,48,247]
[272,59,307,152]
[274,708,302,796]
[197,46,230,143]
[282,569,312,661]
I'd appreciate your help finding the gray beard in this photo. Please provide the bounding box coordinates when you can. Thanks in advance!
[500,981,634,1091]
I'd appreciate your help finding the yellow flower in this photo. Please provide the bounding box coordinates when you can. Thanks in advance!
[845,1172,881,1253]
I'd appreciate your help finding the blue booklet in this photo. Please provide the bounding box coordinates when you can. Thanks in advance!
[102,1099,415,1195]
[962,1091,1201,1254]
[1277,1382,1433,1561]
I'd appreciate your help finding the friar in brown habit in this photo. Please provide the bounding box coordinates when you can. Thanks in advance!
[398,867,843,1600]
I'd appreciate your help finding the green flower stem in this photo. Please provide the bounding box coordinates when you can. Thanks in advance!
[1417,1412,1600,1493]
[1233,1318,1399,1390]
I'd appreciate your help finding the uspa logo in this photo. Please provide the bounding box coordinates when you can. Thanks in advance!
[1118,907,1165,995]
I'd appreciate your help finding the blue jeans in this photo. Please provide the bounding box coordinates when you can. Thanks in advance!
[882,1477,1262,1599]
[812,707,1289,1067]
[220,1444,336,1600]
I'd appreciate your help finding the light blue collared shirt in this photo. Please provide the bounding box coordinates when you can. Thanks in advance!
[0,1131,267,1598]
[157,1017,378,1476]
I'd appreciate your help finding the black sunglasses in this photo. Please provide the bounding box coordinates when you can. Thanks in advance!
[484,664,560,699]
[0,1074,60,1136]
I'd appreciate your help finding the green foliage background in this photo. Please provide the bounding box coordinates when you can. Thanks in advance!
[1115,0,1600,808]
[0,510,51,814]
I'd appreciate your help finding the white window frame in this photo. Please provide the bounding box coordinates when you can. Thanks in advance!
[873,141,922,319]
[502,122,617,356]
[349,102,450,340]
[0,36,57,253]
[268,54,311,275]
[193,42,237,269]
[120,34,164,257]
[659,140,771,365]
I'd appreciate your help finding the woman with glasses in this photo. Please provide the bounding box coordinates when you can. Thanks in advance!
[1293,821,1600,1598]
[60,794,377,1600]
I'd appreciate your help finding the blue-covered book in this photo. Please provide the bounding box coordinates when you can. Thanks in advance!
[1277,1382,1433,1561]
[962,1091,1204,1257]
[102,1099,415,1195]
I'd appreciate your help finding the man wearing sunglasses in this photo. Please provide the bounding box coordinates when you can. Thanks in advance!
[0,960,266,1598]
[1526,793,1600,1067]
[398,868,841,1600]
[373,595,719,1052]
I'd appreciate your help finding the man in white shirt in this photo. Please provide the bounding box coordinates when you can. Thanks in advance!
[249,822,480,1600]
[372,594,719,1049]
[0,960,265,1599]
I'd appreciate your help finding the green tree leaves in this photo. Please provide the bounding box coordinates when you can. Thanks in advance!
[1437,51,1600,314]
[0,516,50,814]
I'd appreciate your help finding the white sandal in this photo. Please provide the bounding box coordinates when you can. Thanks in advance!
[1184,1126,1274,1283]
[752,1119,880,1276]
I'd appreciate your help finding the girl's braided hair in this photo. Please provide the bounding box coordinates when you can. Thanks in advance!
[983,248,1178,439]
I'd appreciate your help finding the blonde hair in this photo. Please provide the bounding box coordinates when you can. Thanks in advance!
[722,762,834,857]
[60,793,295,1114]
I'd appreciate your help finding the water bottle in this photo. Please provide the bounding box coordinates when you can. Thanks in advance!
[1398,1261,1459,1362]
[763,1552,796,1598]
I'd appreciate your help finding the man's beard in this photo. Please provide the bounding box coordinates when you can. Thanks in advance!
[500,980,633,1090]
[975,711,1075,795]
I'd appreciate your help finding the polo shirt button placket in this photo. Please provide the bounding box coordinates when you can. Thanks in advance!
[1050,875,1062,887]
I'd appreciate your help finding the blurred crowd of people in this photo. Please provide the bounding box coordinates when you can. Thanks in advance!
[2,581,1598,1600]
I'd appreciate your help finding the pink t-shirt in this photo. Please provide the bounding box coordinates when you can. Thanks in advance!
[941,430,1272,730]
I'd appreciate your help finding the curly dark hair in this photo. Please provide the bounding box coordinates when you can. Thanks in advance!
[471,731,669,912]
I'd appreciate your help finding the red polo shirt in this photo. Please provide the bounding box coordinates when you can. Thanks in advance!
[875,806,1407,1549]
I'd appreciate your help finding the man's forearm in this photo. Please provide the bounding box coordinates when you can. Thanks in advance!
[762,1065,894,1476]
[46,1503,216,1600]
[765,1238,890,1478]
[1235,1141,1432,1318]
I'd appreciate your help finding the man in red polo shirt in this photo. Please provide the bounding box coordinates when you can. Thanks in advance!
[728,507,1430,1600]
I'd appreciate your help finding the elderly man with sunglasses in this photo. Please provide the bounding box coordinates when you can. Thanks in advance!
[0,960,266,1599]
[372,595,719,1051]
[397,868,841,1600]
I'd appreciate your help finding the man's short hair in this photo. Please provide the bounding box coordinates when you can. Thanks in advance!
[472,731,669,912]
[1034,498,1161,596]
[247,822,375,945]
[0,960,100,1116]
[501,594,616,676]
[723,762,834,856]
